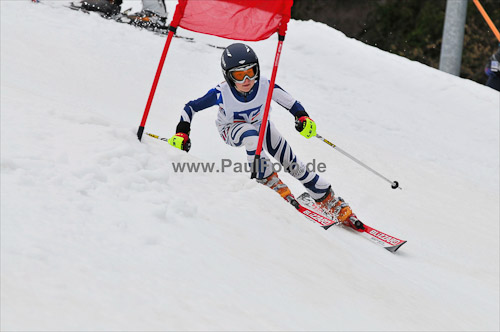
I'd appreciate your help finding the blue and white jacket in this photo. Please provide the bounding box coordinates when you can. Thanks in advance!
[180,77,306,130]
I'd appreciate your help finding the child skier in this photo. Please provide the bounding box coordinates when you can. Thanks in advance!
[168,43,363,230]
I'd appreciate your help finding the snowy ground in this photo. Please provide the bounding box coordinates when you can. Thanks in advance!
[1,1,499,331]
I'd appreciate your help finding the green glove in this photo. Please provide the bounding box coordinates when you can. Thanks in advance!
[295,116,317,139]
[168,133,191,152]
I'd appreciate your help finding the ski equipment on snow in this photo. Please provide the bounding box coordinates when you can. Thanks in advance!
[145,131,406,252]
[314,188,365,230]
[295,192,406,252]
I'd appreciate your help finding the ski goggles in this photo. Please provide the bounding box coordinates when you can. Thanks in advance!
[229,64,258,83]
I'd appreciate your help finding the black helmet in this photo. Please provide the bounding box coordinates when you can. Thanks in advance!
[221,43,260,87]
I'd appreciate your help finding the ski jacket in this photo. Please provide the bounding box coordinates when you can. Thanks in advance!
[180,77,305,127]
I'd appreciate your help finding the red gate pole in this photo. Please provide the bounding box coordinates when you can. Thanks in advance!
[251,34,285,178]
[137,26,177,141]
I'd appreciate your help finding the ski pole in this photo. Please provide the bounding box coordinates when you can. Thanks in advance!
[316,134,401,190]
[144,132,169,142]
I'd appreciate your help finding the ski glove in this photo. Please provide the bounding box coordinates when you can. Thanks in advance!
[168,133,191,152]
[295,111,317,139]
[168,121,191,152]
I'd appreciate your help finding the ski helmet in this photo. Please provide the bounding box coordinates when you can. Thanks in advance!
[221,43,260,87]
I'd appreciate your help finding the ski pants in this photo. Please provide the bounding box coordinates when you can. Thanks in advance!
[218,121,331,200]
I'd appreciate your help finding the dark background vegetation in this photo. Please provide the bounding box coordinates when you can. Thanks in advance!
[291,0,500,84]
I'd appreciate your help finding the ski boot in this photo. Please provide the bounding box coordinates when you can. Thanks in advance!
[126,10,168,33]
[315,188,364,230]
[257,172,299,209]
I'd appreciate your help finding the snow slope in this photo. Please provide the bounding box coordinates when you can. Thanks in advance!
[1,1,499,331]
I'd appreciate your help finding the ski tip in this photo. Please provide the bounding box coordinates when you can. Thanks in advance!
[385,240,407,253]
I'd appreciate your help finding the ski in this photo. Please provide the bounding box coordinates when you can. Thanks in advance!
[293,192,406,253]
[66,2,90,13]
[65,4,224,44]
[286,196,340,229]
[357,224,407,253]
